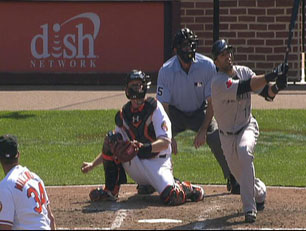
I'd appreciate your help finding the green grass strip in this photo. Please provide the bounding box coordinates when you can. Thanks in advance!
[0,109,305,187]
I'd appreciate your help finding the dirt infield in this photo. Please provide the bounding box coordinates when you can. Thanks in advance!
[0,85,305,110]
[47,184,306,230]
[1,85,306,229]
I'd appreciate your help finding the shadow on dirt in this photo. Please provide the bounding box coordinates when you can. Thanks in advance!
[169,212,245,230]
[81,194,165,214]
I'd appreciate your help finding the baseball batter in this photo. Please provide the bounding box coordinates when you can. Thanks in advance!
[210,40,288,223]
[81,70,204,206]
[0,134,56,230]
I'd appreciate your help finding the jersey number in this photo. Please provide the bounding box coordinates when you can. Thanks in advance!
[27,182,47,214]
[157,86,163,96]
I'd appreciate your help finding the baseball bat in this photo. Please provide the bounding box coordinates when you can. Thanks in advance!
[284,0,301,64]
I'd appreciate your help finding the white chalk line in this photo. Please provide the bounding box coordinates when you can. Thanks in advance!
[193,205,222,230]
[46,184,306,191]
[110,209,129,230]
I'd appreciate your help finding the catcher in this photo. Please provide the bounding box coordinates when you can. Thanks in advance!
[81,70,205,205]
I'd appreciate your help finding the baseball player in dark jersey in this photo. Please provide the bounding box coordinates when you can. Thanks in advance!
[156,28,240,194]
[210,39,288,223]
[81,70,205,206]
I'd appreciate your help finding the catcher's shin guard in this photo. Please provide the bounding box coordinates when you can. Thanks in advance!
[181,181,205,202]
[160,182,186,206]
[103,159,127,192]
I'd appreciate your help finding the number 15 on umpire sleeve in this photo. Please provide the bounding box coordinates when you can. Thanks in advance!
[157,86,163,96]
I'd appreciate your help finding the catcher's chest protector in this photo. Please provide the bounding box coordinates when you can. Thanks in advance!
[115,97,157,143]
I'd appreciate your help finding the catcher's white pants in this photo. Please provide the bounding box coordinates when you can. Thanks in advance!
[219,117,266,213]
[122,154,174,194]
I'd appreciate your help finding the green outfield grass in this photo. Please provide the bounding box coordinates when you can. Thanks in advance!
[0,110,305,187]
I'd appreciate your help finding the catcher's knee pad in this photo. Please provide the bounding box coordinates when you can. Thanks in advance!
[178,181,205,202]
[160,183,186,206]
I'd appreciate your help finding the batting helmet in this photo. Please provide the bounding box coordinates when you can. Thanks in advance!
[172,28,198,63]
[125,70,151,99]
[211,39,233,60]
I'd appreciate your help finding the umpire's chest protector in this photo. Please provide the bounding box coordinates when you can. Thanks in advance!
[115,97,157,143]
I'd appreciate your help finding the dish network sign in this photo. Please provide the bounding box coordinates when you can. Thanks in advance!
[30,12,99,71]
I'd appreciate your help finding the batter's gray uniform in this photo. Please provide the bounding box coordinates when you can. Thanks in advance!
[211,65,266,213]
[157,53,231,179]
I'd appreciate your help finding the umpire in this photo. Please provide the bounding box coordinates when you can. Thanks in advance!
[156,28,239,194]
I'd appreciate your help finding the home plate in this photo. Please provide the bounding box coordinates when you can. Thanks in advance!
[138,219,182,223]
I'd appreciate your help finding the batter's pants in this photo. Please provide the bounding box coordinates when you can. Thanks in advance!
[219,117,266,213]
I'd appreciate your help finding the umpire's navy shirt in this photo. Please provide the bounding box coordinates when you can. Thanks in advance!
[157,53,216,113]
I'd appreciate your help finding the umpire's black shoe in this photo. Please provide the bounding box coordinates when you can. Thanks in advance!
[137,184,156,195]
[227,174,240,195]
[256,201,265,211]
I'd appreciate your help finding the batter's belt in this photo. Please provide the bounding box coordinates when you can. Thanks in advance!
[219,126,245,136]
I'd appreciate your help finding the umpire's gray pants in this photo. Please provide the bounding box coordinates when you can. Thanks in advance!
[169,105,231,179]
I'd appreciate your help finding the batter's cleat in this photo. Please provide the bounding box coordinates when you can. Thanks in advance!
[245,211,257,223]
[189,184,205,202]
[89,188,118,202]
[137,184,156,195]
[227,174,240,195]
[256,201,265,211]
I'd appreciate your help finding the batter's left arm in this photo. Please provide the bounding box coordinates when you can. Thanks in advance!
[194,97,214,149]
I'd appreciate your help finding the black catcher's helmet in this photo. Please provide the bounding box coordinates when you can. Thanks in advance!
[211,39,233,60]
[125,70,151,99]
[173,28,198,63]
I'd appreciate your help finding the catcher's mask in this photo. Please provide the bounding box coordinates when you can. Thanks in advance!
[211,39,234,61]
[125,70,151,100]
[172,28,198,63]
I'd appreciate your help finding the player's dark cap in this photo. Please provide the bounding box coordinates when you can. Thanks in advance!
[0,134,18,159]
[211,39,233,60]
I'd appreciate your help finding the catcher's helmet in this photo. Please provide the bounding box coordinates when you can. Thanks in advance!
[125,70,151,99]
[173,28,198,63]
[211,39,233,60]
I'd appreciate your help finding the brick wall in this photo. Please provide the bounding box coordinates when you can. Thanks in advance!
[180,0,305,81]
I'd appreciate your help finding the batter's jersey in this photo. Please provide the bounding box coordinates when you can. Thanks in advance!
[157,53,216,112]
[115,100,172,156]
[0,165,51,230]
[211,65,258,133]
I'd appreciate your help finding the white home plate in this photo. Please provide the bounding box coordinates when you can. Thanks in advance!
[138,219,182,223]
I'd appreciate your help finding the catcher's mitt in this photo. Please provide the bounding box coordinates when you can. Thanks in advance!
[112,140,140,163]
[106,131,140,162]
